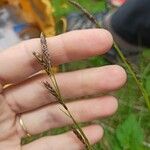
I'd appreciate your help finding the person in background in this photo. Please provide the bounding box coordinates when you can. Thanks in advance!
[103,0,150,62]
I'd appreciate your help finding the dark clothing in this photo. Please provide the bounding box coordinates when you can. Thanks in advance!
[111,0,150,47]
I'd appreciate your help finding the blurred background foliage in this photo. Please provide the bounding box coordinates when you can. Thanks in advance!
[52,0,105,20]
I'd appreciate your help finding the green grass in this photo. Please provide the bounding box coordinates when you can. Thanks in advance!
[52,0,105,20]
[23,0,150,149]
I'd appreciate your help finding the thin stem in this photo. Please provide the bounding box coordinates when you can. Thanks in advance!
[68,0,150,110]
[67,110,92,149]
[113,42,150,109]
[68,0,100,28]
[50,72,92,149]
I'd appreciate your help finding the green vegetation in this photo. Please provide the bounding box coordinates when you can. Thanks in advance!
[52,0,105,20]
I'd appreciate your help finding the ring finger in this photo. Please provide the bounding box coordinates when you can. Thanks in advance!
[16,96,118,138]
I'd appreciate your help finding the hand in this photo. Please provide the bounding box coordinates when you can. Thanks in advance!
[0,29,126,150]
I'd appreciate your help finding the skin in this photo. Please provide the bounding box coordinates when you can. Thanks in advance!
[0,29,127,150]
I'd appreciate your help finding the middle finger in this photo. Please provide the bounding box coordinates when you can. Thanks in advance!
[3,65,126,113]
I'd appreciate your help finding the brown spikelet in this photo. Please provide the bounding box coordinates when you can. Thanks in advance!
[40,33,51,68]
[43,81,68,110]
[33,33,52,75]
[43,81,58,98]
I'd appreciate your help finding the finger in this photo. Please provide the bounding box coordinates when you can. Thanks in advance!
[16,96,117,137]
[4,65,126,113]
[22,125,103,150]
[0,29,113,85]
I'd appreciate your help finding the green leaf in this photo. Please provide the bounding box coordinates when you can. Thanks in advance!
[115,114,144,150]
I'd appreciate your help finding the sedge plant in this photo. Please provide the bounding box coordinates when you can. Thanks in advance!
[33,33,94,150]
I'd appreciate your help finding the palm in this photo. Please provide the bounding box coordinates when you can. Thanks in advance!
[0,29,126,150]
[0,94,21,150]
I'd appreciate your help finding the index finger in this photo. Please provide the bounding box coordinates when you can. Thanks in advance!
[0,29,113,85]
